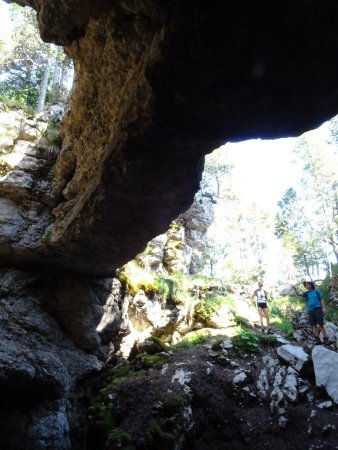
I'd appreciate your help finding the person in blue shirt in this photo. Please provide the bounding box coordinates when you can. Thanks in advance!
[293,281,330,345]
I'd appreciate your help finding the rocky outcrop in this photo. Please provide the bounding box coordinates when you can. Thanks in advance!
[0,269,106,449]
[2,0,338,276]
[136,174,216,276]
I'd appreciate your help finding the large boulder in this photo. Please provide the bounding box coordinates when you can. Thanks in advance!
[312,345,338,403]
[277,344,310,373]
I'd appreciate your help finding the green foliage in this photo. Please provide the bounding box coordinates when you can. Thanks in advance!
[0,6,72,112]
[234,315,251,328]
[154,277,174,302]
[150,336,167,352]
[232,326,277,354]
[0,92,35,115]
[106,429,134,450]
[316,267,338,323]
[195,295,234,320]
[145,422,176,450]
[169,273,193,305]
[275,131,338,277]
[42,122,61,145]
[117,261,158,295]
[136,353,169,369]
[269,295,303,336]
[259,333,278,346]
[232,328,261,354]
[175,332,209,349]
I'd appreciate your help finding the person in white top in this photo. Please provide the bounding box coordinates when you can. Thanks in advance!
[252,281,270,332]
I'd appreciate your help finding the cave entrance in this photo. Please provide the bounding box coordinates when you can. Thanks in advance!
[113,115,337,357]
[202,116,338,287]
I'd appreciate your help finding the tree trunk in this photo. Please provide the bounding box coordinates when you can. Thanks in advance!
[36,58,52,113]
[51,61,61,103]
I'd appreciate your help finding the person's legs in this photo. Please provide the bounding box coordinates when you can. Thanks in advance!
[257,307,265,329]
[309,309,330,343]
[321,326,328,338]
[315,309,330,343]
[309,311,321,343]
[262,308,270,328]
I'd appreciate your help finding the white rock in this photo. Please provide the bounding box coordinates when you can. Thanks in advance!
[312,345,338,403]
[292,329,307,343]
[270,386,286,416]
[263,355,279,368]
[256,369,269,399]
[322,424,336,433]
[220,339,233,349]
[277,344,309,372]
[172,368,193,395]
[317,400,333,410]
[283,367,298,403]
[273,366,286,388]
[324,322,338,342]
[275,334,289,345]
[183,405,194,431]
[233,370,248,385]
[278,416,288,429]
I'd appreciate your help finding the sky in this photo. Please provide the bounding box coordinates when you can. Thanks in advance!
[0,2,11,40]
[224,137,298,212]
[209,120,333,285]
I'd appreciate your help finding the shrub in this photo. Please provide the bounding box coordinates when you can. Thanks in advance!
[232,328,261,354]
[195,295,234,320]
[154,277,174,302]
[175,331,209,349]
[42,122,61,145]
[234,315,251,328]
[269,295,303,336]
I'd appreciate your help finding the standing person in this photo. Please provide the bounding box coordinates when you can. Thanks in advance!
[293,281,331,345]
[252,281,270,332]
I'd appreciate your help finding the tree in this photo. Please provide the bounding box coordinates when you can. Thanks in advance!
[275,126,338,279]
[0,5,73,111]
[200,145,278,282]
[294,133,338,263]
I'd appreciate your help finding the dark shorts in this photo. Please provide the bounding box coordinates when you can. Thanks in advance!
[308,308,324,326]
[257,303,268,310]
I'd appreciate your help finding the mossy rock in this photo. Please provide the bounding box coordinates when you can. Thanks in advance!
[106,429,134,450]
[145,422,177,450]
[175,330,210,349]
[136,352,169,369]
[162,393,186,417]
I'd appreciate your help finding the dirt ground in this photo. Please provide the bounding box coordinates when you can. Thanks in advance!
[81,331,338,450]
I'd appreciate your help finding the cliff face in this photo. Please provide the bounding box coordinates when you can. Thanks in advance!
[2,0,338,275]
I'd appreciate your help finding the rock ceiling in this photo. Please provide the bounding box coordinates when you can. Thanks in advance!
[2,0,338,276]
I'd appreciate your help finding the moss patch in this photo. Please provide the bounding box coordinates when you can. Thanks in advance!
[175,331,209,349]
[145,422,177,450]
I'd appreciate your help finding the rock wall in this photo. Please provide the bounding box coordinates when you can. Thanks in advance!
[2,0,338,276]
[136,172,216,276]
